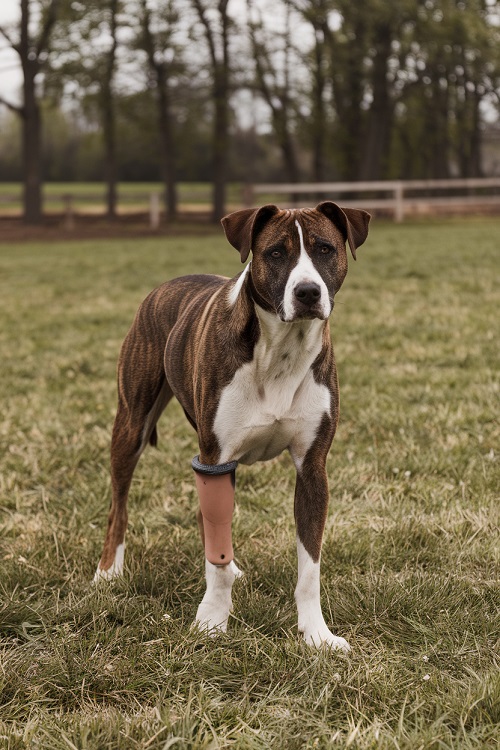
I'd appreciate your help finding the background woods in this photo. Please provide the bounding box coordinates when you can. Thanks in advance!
[0,0,499,223]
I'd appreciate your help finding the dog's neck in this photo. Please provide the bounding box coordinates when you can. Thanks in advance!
[228,263,327,378]
[251,301,326,387]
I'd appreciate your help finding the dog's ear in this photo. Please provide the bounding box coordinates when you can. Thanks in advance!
[315,201,371,260]
[221,205,280,263]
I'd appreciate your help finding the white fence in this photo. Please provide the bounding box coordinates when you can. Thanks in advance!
[1,179,499,225]
[244,178,500,222]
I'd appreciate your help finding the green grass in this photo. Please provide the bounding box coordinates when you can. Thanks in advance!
[0,219,499,748]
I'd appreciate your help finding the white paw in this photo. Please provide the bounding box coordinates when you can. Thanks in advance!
[93,544,124,583]
[305,631,351,652]
[299,620,351,652]
[193,559,242,635]
[193,599,232,635]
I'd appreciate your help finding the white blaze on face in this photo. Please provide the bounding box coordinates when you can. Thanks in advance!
[282,220,331,321]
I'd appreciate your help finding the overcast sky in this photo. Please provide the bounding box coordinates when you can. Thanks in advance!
[0,0,22,105]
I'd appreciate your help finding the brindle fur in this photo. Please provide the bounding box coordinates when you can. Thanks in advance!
[98,202,369,579]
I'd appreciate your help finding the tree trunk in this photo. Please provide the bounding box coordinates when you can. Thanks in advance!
[358,24,393,181]
[22,64,42,225]
[157,72,178,220]
[103,0,118,220]
[102,69,117,218]
[140,0,177,221]
[278,116,300,184]
[426,77,449,179]
[469,91,483,178]
[458,88,483,178]
[212,72,228,222]
[311,27,326,184]
[325,15,366,181]
[103,108,117,219]
[191,0,230,223]
[20,0,42,225]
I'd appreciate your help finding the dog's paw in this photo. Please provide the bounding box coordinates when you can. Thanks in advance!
[299,620,351,652]
[305,631,351,652]
[93,564,121,583]
[192,558,243,635]
[193,600,232,635]
[93,545,125,583]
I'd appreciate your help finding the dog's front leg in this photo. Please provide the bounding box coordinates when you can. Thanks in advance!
[195,559,243,634]
[192,457,243,634]
[293,455,350,652]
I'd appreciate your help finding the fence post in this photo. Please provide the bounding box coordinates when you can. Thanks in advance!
[150,192,160,229]
[394,182,404,223]
[63,194,74,230]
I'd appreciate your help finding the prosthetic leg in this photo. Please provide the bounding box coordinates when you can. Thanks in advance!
[192,456,238,565]
[192,456,242,633]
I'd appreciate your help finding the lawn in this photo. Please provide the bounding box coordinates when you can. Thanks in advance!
[0,219,498,749]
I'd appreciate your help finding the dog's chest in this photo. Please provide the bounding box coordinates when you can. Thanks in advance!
[213,316,331,465]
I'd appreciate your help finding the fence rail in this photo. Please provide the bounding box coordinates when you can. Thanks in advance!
[246,178,500,222]
[0,191,167,228]
[1,179,499,225]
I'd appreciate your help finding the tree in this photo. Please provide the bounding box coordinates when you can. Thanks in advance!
[191,0,233,221]
[317,1,368,180]
[393,0,500,179]
[0,0,60,224]
[137,0,179,220]
[247,0,302,184]
[47,0,121,216]
[300,0,330,182]
[101,0,119,218]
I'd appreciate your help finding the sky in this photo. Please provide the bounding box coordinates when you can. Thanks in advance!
[0,0,22,106]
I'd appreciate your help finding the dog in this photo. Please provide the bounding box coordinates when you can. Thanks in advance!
[94,201,370,650]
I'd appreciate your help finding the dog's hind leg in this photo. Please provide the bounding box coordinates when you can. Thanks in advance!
[94,359,173,582]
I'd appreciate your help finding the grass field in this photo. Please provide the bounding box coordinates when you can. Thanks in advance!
[0,219,498,748]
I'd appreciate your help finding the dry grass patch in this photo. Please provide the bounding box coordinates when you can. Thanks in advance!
[0,220,499,748]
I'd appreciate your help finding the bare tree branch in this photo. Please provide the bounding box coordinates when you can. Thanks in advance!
[0,24,15,46]
[0,24,20,54]
[0,95,23,115]
[191,0,218,69]
[36,0,60,57]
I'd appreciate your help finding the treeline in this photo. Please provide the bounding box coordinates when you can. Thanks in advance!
[0,0,499,224]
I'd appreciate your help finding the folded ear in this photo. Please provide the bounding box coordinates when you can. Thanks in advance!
[315,201,371,260]
[221,204,280,263]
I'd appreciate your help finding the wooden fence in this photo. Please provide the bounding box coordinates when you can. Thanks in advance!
[0,179,499,225]
[244,178,500,222]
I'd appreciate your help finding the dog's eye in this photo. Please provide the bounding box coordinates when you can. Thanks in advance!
[318,243,334,255]
[268,247,285,259]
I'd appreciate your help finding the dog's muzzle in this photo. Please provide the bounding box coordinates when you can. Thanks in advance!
[192,456,238,566]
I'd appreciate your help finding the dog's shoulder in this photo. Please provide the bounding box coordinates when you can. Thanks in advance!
[138,274,228,329]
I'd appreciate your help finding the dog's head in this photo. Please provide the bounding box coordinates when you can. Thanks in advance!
[221,202,371,322]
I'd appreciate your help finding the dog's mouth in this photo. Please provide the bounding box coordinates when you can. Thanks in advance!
[280,307,331,323]
[280,299,334,323]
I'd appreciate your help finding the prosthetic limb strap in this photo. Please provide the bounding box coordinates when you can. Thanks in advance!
[192,456,238,566]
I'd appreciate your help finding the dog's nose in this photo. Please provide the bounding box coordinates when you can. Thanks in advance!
[294,282,321,307]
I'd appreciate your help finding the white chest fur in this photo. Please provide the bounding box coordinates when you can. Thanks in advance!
[213,307,331,466]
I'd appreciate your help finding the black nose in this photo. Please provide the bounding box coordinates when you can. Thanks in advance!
[294,282,321,307]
